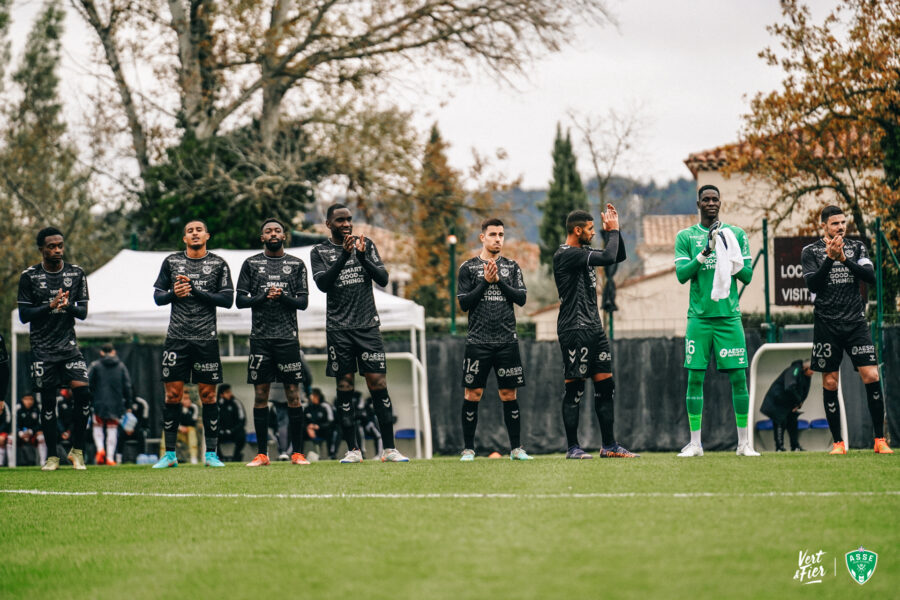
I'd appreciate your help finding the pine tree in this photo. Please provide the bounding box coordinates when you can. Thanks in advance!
[406,124,466,317]
[539,123,589,268]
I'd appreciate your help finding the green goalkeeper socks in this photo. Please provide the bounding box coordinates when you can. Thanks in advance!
[686,369,704,431]
[730,369,749,428]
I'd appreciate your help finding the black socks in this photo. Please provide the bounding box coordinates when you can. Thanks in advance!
[164,402,179,452]
[202,402,218,453]
[461,400,479,449]
[288,406,305,455]
[72,386,92,452]
[823,388,842,442]
[370,388,395,448]
[336,390,358,451]
[502,400,521,450]
[865,381,886,438]
[594,378,616,448]
[562,380,585,448]
[39,388,58,459]
[253,406,269,456]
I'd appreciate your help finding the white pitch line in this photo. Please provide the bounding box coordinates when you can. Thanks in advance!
[1,489,899,500]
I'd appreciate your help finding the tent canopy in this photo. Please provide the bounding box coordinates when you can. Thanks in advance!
[12,248,425,337]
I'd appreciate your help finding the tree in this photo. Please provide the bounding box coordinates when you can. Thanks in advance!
[0,1,120,337]
[725,0,900,243]
[723,0,900,314]
[70,1,615,238]
[538,124,588,268]
[406,125,466,317]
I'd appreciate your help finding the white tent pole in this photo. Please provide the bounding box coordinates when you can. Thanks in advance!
[409,327,421,459]
[10,317,17,468]
[228,333,234,357]
[419,324,432,458]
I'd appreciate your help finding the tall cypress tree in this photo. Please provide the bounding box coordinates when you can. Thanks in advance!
[407,124,465,317]
[539,123,589,268]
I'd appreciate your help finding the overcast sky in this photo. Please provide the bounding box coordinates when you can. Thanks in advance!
[8,0,841,190]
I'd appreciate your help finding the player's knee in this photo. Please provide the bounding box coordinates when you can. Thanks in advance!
[822,372,839,390]
[564,379,585,400]
[499,389,517,402]
[365,373,386,390]
[859,367,879,385]
[465,388,483,401]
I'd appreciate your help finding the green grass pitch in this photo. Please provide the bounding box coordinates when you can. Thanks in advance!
[1,452,897,599]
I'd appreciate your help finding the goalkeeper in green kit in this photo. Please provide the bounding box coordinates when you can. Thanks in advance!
[673,185,759,457]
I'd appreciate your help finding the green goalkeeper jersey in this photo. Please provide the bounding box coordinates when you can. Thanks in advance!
[674,223,752,318]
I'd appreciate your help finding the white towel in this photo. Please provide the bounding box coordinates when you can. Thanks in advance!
[711,227,743,300]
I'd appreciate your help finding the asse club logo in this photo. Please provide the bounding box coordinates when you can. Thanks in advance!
[845,547,877,585]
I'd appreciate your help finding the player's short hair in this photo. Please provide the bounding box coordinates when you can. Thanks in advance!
[36,227,64,247]
[184,219,209,234]
[100,343,115,354]
[217,383,231,398]
[481,218,504,232]
[697,184,720,200]
[566,210,593,234]
[310,387,324,400]
[326,203,349,221]
[260,217,286,234]
[820,205,844,223]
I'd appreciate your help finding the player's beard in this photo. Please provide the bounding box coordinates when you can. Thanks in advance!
[265,238,284,252]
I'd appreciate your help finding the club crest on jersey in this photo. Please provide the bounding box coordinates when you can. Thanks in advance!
[331,361,339,372]
[500,267,509,277]
[818,358,826,368]
[282,265,292,274]
[162,367,170,377]
[578,364,587,375]
[63,277,72,288]
[250,370,257,381]
[845,547,877,585]
[465,374,474,384]
[202,265,213,275]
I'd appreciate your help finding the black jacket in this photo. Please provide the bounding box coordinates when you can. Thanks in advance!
[88,355,133,420]
[761,360,812,424]
[217,396,246,437]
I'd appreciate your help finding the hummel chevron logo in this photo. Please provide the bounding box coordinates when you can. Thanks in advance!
[465,411,475,422]
[568,349,577,363]
[511,410,519,419]
[209,419,218,428]
[43,411,54,420]
[164,420,174,428]
[382,398,392,408]
[827,402,837,413]
[574,391,584,404]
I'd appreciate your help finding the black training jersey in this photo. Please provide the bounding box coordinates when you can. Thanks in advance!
[458,256,525,345]
[237,252,308,339]
[310,240,383,331]
[801,238,871,323]
[553,245,604,332]
[17,262,89,362]
[154,252,233,340]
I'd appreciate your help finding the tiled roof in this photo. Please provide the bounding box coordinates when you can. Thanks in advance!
[684,127,874,177]
[641,215,697,249]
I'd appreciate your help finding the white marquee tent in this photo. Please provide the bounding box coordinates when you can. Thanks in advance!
[9,248,432,465]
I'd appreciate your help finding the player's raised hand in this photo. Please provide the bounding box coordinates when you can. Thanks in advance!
[342,235,356,253]
[602,203,619,231]
[484,260,499,283]
[825,234,843,260]
[267,286,283,299]
[355,233,367,253]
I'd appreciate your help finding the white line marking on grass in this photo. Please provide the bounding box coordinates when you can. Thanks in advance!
[2,489,899,500]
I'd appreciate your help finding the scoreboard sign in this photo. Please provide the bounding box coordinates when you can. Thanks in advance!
[774,236,819,306]
[773,236,864,306]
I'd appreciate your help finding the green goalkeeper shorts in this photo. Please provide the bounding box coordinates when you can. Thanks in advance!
[684,316,748,371]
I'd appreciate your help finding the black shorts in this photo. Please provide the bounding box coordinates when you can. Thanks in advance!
[161,339,223,384]
[326,327,386,377]
[558,328,612,379]
[811,318,877,372]
[461,343,525,389]
[247,338,304,386]
[30,353,88,389]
